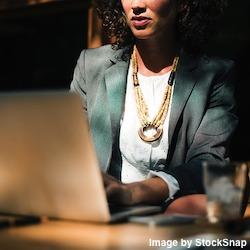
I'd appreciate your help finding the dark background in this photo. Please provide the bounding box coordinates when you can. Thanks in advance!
[0,0,249,161]
[204,0,250,161]
[0,0,90,90]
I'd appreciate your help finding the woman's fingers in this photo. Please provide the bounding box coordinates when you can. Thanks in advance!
[102,172,120,186]
[101,172,133,205]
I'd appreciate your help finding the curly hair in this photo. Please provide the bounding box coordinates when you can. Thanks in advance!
[93,0,228,53]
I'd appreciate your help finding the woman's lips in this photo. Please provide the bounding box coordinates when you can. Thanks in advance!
[131,16,151,28]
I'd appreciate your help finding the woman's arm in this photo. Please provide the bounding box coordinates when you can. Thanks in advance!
[103,173,169,205]
[165,61,238,196]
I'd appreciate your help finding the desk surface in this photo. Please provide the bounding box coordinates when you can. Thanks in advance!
[0,218,228,250]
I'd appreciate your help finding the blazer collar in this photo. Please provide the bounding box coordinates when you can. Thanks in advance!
[89,47,129,172]
[104,54,129,141]
[92,48,128,171]
[168,50,200,154]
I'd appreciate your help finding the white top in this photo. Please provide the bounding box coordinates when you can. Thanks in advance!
[119,62,180,200]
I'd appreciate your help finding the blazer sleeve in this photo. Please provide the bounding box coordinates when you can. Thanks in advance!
[166,61,238,196]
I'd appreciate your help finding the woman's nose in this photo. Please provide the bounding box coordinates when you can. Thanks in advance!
[131,0,146,14]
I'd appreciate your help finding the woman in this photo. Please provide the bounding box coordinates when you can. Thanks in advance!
[71,0,238,210]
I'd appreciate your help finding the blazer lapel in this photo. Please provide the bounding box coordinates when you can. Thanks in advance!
[168,52,200,149]
[90,50,129,172]
[104,59,129,142]
[89,77,112,172]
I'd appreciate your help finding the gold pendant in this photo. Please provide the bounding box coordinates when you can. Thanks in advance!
[138,125,163,142]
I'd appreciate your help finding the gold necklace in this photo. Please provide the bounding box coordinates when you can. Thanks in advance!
[132,47,179,142]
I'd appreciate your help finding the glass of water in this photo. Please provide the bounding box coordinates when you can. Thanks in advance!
[203,161,248,223]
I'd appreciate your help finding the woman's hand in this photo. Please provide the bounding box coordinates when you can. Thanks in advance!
[102,172,169,206]
[102,173,133,205]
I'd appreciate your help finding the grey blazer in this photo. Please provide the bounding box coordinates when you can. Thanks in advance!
[70,45,238,197]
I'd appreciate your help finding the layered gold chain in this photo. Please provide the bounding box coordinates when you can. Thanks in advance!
[131,47,179,142]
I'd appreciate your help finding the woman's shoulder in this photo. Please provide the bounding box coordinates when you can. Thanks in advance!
[197,54,235,76]
[200,54,234,68]
[180,51,235,73]
[77,44,113,63]
[78,44,126,64]
[84,44,114,56]
[75,45,129,77]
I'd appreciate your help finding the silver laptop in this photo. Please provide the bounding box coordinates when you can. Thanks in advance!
[0,91,161,223]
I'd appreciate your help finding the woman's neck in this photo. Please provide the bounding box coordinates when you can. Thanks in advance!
[134,35,178,77]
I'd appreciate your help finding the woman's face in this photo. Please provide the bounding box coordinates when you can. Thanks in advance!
[121,0,178,40]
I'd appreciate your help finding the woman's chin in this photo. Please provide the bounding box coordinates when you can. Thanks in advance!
[131,28,159,41]
[132,31,154,40]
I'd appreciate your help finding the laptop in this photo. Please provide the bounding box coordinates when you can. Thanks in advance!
[0,91,161,223]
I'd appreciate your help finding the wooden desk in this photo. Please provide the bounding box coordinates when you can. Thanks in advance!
[0,219,225,250]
